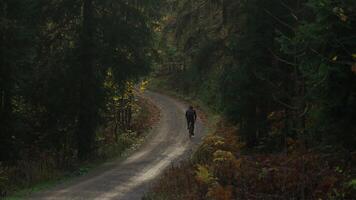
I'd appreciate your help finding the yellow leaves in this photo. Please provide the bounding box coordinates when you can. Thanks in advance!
[107,69,113,76]
[140,80,149,92]
[205,135,225,147]
[103,68,116,89]
[113,96,120,102]
[213,150,234,163]
[195,165,216,185]
[213,150,242,172]
[193,136,225,164]
[104,67,137,112]
[193,123,245,163]
[195,151,240,199]
[125,81,135,92]
[333,7,348,22]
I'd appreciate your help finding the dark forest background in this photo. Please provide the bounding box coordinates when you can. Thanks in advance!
[1,0,356,198]
[155,0,356,151]
[146,0,356,199]
[0,0,162,196]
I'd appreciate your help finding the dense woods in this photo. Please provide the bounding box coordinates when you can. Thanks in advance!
[147,0,356,199]
[0,0,160,195]
[1,0,356,199]
[156,0,356,150]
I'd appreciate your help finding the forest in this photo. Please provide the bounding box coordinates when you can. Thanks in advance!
[0,0,161,196]
[155,0,356,150]
[1,0,356,199]
[147,0,356,199]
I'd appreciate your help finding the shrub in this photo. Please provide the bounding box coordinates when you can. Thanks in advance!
[146,122,356,200]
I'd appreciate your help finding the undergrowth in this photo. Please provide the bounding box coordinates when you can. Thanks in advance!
[1,95,160,199]
[144,121,356,200]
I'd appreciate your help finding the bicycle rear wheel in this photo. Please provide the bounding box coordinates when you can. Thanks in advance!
[188,122,194,138]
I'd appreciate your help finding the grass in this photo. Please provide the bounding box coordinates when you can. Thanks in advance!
[4,176,73,200]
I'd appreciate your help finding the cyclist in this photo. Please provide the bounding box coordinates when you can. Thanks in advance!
[185,106,197,137]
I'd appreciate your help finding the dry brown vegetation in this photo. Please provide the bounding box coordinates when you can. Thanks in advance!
[145,122,356,200]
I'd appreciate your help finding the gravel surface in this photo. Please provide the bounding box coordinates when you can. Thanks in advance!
[28,90,206,200]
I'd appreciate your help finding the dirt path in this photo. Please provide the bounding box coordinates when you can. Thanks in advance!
[28,90,206,200]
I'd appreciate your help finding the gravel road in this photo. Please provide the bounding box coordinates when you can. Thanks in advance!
[28,90,206,200]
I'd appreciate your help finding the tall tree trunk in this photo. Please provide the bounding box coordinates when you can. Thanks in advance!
[77,0,97,160]
[0,2,14,161]
[245,101,258,148]
[256,103,268,139]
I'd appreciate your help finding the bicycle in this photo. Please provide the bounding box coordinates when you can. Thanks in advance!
[188,121,195,139]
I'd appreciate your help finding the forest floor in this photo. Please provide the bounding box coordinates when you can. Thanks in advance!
[22,90,208,200]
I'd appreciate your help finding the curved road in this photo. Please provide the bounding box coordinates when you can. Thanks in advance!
[29,91,206,200]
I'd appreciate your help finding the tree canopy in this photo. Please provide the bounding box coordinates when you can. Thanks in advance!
[156,0,356,150]
[0,0,161,162]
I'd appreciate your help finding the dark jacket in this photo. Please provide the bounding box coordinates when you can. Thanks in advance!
[186,109,197,122]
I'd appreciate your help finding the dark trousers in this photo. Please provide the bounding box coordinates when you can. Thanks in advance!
[187,120,195,133]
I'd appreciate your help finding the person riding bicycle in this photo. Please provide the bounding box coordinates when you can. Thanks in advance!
[185,106,197,137]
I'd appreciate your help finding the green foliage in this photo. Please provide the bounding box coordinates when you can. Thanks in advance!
[156,0,356,149]
[347,179,356,190]
[279,0,356,147]
[147,0,356,199]
[0,166,8,196]
[0,0,161,196]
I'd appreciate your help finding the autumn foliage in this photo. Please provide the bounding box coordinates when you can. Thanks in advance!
[145,122,356,200]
